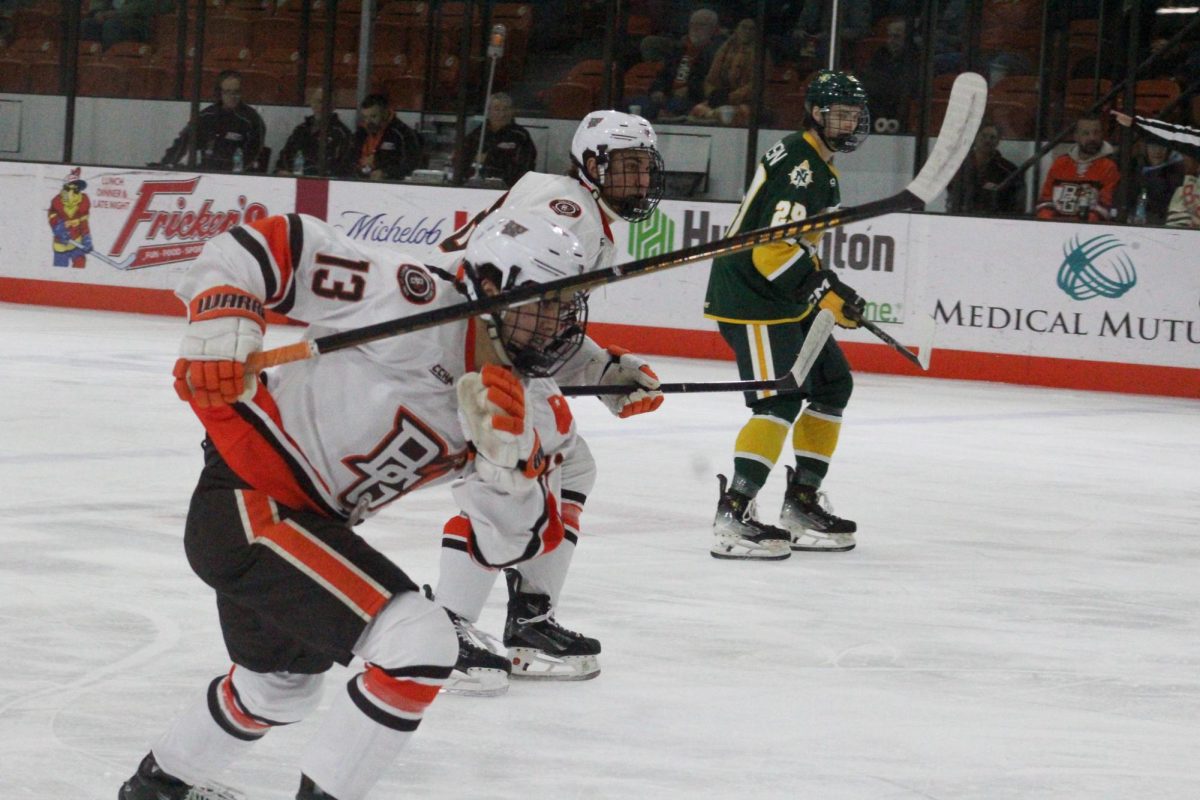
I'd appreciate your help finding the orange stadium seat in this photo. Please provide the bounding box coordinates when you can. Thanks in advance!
[545,81,594,120]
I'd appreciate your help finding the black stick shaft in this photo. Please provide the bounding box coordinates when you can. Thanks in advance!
[559,379,801,396]
[859,318,923,368]
[308,192,923,356]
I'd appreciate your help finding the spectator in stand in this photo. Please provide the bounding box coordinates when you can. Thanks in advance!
[351,93,422,181]
[274,86,354,177]
[158,70,266,173]
[947,122,1025,214]
[688,18,771,126]
[1111,109,1200,227]
[1035,115,1120,221]
[633,8,724,122]
[81,0,156,50]
[791,0,871,64]
[859,18,918,129]
[1127,139,1188,225]
[456,93,537,187]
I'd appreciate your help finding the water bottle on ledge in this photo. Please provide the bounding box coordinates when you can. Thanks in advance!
[232,147,244,173]
[1131,188,1148,225]
[293,151,305,176]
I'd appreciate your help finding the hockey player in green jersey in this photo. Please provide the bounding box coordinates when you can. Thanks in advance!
[703,70,870,560]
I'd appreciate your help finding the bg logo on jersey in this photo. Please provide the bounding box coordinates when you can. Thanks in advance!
[107,177,270,270]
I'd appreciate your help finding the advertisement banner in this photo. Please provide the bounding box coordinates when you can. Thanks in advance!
[3,159,1197,394]
[2,162,292,291]
[916,217,1200,369]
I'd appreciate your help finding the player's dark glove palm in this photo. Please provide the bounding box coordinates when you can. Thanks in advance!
[796,269,865,329]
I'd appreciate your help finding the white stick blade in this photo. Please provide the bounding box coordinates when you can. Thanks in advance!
[907,314,937,371]
[908,72,988,205]
[789,309,835,385]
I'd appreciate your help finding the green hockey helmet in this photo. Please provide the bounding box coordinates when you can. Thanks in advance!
[805,70,870,153]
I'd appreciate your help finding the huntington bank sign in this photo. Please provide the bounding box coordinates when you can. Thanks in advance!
[627,208,895,272]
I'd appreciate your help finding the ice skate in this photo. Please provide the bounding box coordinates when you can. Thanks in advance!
[296,774,338,799]
[503,570,600,680]
[710,474,792,560]
[118,752,242,800]
[442,609,512,697]
[780,466,856,552]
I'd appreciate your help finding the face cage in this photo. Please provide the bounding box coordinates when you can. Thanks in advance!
[593,147,666,223]
[814,105,871,153]
[494,292,590,378]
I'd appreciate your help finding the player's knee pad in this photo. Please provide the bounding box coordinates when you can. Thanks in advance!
[356,590,458,672]
[750,394,804,422]
[228,666,324,725]
[809,369,853,409]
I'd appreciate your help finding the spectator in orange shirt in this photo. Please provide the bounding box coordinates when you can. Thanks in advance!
[1036,116,1120,221]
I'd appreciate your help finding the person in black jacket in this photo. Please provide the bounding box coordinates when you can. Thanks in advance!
[158,70,267,172]
[275,86,354,177]
[946,122,1025,215]
[351,93,422,181]
[456,93,537,187]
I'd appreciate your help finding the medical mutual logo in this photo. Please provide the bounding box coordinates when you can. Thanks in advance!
[627,208,676,260]
[1057,234,1137,300]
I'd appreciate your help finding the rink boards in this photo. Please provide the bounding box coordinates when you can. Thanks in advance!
[3,161,1197,397]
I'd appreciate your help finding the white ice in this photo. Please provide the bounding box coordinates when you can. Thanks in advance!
[1,303,1198,800]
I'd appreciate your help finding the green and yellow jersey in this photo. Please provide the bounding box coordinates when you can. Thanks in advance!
[703,130,840,324]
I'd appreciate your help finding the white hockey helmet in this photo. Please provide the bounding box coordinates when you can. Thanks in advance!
[460,210,591,377]
[570,110,665,223]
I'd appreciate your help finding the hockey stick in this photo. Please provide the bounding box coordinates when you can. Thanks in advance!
[560,309,836,397]
[246,73,986,373]
[70,240,137,270]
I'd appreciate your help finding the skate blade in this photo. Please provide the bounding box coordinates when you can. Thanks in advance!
[710,534,792,561]
[789,530,856,552]
[440,668,510,697]
[710,548,791,560]
[508,649,600,681]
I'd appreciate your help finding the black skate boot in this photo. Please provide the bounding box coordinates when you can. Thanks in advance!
[780,466,856,552]
[119,752,193,800]
[710,474,792,561]
[503,569,600,680]
[296,774,338,799]
[443,608,512,696]
[118,752,241,800]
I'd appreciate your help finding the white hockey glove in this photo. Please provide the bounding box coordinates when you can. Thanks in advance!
[457,365,549,492]
[590,345,664,418]
[172,285,265,408]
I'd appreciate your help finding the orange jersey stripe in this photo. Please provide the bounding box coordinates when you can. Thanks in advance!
[362,665,441,714]
[196,386,334,517]
[238,490,391,620]
[246,216,295,304]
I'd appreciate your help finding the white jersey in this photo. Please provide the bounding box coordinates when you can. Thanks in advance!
[177,213,579,567]
[435,172,616,383]
[437,172,617,272]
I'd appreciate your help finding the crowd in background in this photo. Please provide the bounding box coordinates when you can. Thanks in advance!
[3,0,1199,225]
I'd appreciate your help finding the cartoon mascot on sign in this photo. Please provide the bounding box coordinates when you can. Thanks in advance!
[48,168,93,268]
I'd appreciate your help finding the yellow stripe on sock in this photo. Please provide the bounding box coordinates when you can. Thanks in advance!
[735,415,790,467]
[793,409,841,461]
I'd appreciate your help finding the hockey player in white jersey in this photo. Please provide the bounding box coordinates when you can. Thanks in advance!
[119,210,601,800]
[432,111,667,692]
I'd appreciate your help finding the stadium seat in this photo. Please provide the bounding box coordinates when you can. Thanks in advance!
[1134,78,1180,117]
[623,60,661,100]
[545,81,595,120]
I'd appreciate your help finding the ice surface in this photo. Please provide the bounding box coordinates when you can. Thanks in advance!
[1,303,1198,800]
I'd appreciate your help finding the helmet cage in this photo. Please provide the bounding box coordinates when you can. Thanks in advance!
[577,145,666,223]
[809,103,871,153]
[464,261,590,378]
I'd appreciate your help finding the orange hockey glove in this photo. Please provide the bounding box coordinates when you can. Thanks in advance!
[172,285,266,408]
[591,345,664,418]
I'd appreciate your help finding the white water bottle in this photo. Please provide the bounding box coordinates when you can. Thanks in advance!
[232,147,244,173]
[293,150,305,176]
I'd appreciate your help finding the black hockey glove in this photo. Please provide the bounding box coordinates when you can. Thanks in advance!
[796,269,865,329]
